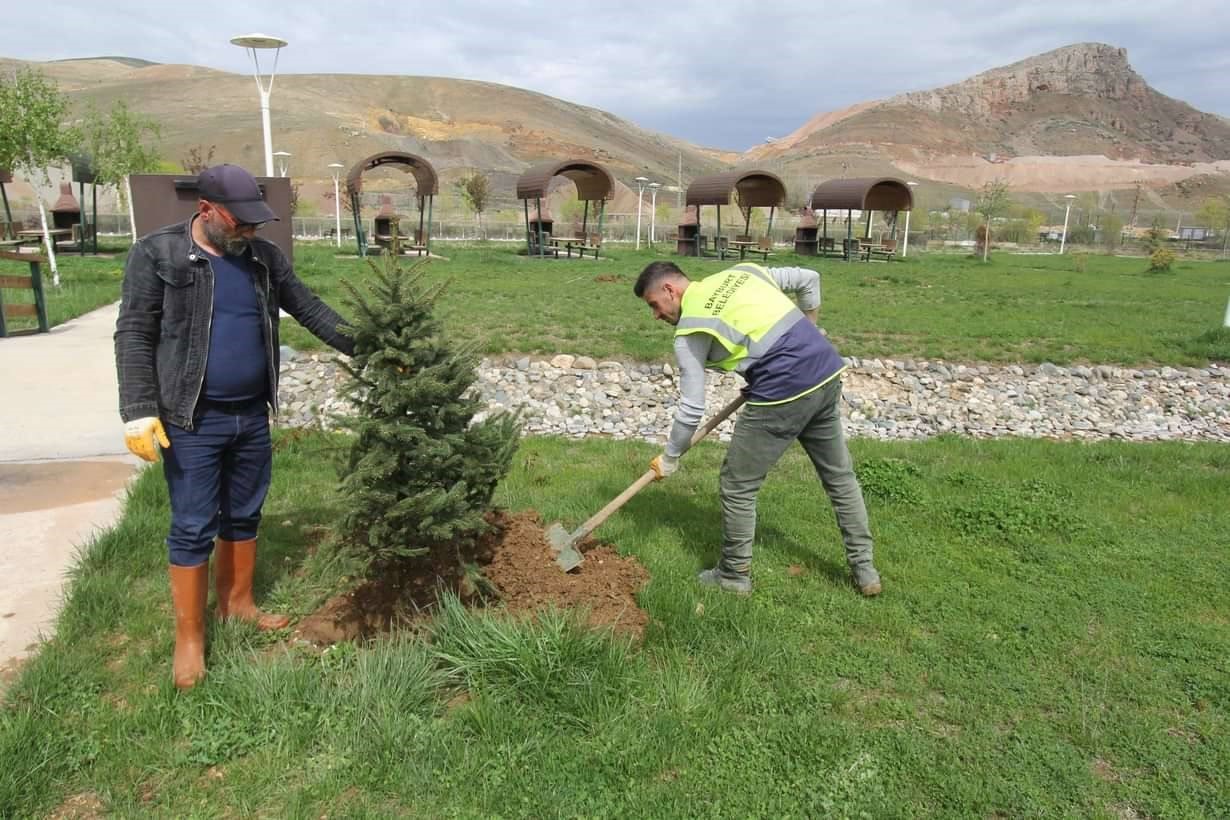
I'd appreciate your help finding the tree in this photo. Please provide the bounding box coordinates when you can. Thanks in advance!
[456,171,490,238]
[0,67,81,286]
[1100,213,1124,254]
[181,144,215,174]
[974,179,1011,262]
[81,99,161,242]
[336,254,520,573]
[1196,196,1230,257]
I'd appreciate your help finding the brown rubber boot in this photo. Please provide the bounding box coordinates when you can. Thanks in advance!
[213,538,290,630]
[170,562,209,690]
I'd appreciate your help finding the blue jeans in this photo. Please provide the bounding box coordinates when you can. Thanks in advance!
[162,402,272,567]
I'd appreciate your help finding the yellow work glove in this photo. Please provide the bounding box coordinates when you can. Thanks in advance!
[124,416,170,462]
[649,454,679,481]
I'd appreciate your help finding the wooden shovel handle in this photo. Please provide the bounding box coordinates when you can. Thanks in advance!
[570,394,746,543]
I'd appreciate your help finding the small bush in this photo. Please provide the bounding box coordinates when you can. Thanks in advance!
[1148,247,1176,272]
[855,458,923,504]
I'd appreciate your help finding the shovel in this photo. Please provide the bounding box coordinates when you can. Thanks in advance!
[546,394,747,571]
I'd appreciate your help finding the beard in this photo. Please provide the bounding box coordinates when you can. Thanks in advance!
[202,218,250,256]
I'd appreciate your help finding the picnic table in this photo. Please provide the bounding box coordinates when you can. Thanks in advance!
[548,235,602,259]
[9,229,73,251]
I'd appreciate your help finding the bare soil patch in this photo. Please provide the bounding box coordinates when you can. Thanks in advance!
[296,511,649,644]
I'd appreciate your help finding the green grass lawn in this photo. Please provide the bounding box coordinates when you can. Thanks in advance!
[16,240,1230,365]
[3,432,1226,817]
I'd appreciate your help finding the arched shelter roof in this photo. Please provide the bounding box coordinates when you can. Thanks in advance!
[346,151,439,197]
[810,177,913,211]
[516,159,615,201]
[686,170,786,207]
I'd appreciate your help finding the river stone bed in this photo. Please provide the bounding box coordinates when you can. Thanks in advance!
[276,351,1230,444]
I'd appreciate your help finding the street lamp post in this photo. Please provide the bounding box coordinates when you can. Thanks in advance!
[634,176,649,250]
[902,181,918,257]
[273,151,292,177]
[648,182,661,245]
[230,33,288,178]
[1059,194,1076,254]
[328,162,345,248]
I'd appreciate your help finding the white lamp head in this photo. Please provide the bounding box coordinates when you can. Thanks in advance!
[231,33,288,49]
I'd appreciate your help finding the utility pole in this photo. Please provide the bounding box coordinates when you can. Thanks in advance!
[1129,179,1142,230]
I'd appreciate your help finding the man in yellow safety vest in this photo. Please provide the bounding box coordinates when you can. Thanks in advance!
[635,260,881,596]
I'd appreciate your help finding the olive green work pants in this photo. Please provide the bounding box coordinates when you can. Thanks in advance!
[718,377,879,586]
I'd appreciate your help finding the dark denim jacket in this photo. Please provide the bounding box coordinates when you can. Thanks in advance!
[114,217,354,429]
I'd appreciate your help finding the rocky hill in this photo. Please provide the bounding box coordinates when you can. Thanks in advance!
[747,43,1230,199]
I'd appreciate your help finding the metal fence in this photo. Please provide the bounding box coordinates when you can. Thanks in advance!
[4,207,1225,256]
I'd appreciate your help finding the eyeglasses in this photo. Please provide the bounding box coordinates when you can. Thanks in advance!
[205,201,263,231]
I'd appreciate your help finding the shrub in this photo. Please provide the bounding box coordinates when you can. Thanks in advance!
[1148,247,1176,272]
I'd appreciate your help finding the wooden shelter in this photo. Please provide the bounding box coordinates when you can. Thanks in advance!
[809,177,914,261]
[515,160,614,258]
[70,154,99,254]
[683,170,785,260]
[345,151,439,257]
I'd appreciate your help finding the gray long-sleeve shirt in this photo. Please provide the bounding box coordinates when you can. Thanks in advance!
[665,266,823,457]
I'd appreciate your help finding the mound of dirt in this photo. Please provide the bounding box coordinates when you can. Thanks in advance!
[295,511,649,644]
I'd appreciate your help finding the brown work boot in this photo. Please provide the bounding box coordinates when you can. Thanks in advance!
[169,562,209,690]
[852,565,882,598]
[213,538,291,631]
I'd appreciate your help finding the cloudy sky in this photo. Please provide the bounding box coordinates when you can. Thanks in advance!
[6,0,1228,150]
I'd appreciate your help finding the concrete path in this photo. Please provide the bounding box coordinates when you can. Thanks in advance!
[0,302,141,666]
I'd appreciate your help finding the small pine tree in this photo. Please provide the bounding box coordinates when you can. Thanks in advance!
[336,254,520,568]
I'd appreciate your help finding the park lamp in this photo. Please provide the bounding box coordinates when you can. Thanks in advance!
[328,162,345,248]
[634,176,650,250]
[230,32,288,178]
[273,151,292,178]
[1060,194,1076,255]
[647,182,662,244]
[902,181,919,257]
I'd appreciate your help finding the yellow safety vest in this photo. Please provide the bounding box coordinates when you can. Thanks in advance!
[675,262,804,375]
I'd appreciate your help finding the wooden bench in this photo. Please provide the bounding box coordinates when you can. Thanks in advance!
[865,238,897,262]
[576,233,603,259]
[745,237,773,262]
[0,250,50,337]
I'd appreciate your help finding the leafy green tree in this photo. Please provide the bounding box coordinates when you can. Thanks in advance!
[975,180,1011,261]
[456,171,490,238]
[81,99,161,241]
[81,100,160,192]
[1196,197,1230,257]
[337,254,520,573]
[0,67,80,285]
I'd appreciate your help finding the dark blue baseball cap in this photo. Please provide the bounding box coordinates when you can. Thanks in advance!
[197,164,279,224]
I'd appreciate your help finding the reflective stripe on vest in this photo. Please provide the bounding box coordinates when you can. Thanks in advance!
[675,263,803,374]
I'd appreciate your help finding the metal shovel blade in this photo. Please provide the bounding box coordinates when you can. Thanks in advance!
[546,522,584,572]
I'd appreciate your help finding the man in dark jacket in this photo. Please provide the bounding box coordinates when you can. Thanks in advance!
[115,164,354,690]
